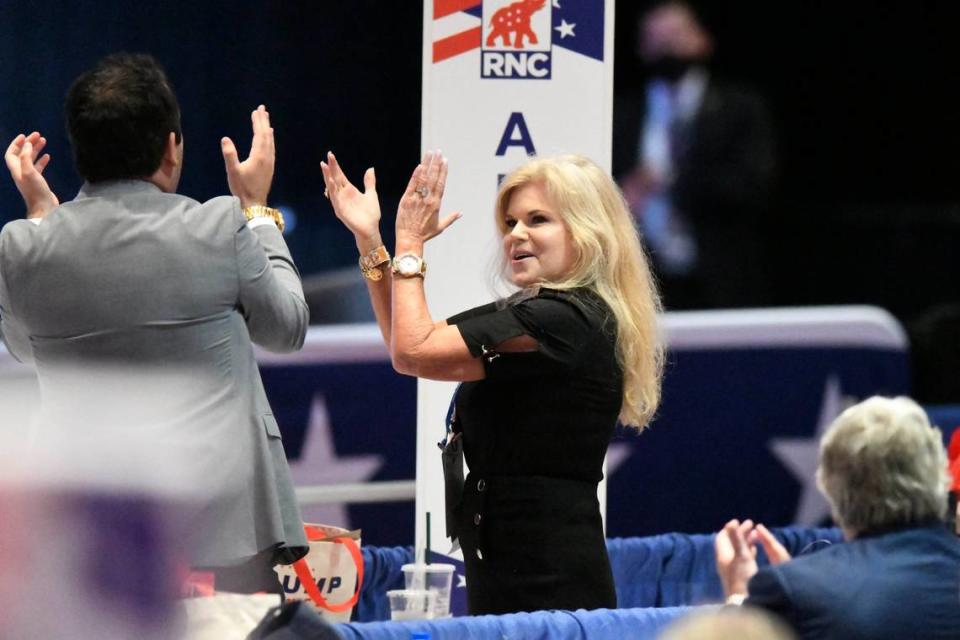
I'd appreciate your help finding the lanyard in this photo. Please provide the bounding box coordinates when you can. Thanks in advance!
[438,383,462,449]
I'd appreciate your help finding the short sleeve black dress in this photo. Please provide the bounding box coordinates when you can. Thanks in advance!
[446,287,622,615]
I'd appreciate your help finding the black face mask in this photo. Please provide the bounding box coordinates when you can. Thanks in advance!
[646,55,695,82]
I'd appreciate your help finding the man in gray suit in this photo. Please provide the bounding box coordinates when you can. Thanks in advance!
[0,53,308,593]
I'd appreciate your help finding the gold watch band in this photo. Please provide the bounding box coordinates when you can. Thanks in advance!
[391,253,427,278]
[242,205,285,233]
[359,245,391,281]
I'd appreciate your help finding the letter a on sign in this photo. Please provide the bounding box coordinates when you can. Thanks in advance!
[495,112,536,156]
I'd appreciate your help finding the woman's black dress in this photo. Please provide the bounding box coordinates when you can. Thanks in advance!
[446,287,622,615]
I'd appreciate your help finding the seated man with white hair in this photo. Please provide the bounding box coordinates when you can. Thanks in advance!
[715,396,960,640]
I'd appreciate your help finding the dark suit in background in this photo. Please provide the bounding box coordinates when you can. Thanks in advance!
[617,3,777,310]
[614,76,777,309]
[747,523,960,640]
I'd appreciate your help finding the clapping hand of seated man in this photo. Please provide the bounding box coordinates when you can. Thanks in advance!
[320,151,383,253]
[221,105,275,208]
[715,518,792,603]
[4,132,59,219]
[394,150,461,250]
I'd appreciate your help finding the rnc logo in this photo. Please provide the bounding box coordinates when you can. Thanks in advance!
[481,0,552,79]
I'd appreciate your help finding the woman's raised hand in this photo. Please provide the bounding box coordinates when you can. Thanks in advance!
[395,150,461,244]
[321,151,381,243]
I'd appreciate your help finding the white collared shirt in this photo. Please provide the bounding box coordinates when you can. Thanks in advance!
[641,67,709,183]
[636,68,708,275]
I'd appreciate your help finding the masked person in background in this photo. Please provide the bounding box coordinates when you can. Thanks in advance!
[613,1,777,310]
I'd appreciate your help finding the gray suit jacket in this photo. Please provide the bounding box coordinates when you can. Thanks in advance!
[0,180,309,566]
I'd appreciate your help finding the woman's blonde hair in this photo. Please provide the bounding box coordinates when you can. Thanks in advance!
[494,155,664,429]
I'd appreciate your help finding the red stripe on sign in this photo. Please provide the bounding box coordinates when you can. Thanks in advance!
[433,26,482,63]
[434,0,482,20]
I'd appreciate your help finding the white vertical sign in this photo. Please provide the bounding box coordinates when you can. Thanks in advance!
[417,0,614,557]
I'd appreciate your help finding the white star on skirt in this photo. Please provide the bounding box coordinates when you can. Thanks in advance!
[289,393,384,527]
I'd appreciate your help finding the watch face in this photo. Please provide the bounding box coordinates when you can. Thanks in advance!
[397,255,421,275]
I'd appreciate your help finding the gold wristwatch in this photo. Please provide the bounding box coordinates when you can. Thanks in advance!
[359,245,391,281]
[391,253,427,278]
[242,205,285,233]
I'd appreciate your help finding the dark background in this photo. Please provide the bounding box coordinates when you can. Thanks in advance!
[3,0,959,328]
[612,2,960,323]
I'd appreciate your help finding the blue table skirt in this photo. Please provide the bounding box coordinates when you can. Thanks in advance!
[355,526,843,622]
[339,605,696,640]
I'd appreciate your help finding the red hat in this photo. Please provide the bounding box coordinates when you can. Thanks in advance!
[948,429,960,493]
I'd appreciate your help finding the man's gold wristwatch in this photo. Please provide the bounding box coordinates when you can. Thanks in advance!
[391,253,426,278]
[242,205,285,233]
[359,245,391,281]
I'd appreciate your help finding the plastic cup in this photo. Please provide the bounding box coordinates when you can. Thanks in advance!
[402,563,455,618]
[387,589,436,621]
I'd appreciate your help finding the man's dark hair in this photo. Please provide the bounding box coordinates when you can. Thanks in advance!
[66,53,182,183]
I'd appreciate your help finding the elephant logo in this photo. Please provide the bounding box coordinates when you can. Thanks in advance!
[486,0,548,49]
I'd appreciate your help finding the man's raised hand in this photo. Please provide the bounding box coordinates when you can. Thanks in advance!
[4,132,59,219]
[221,105,275,209]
